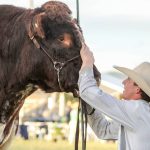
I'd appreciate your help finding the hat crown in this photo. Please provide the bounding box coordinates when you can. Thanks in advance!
[134,62,150,85]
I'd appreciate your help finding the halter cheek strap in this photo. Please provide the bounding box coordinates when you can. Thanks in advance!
[28,23,80,91]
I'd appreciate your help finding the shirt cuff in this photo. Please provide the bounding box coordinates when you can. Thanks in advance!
[86,103,95,115]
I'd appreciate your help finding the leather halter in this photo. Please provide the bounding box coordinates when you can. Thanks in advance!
[28,23,80,91]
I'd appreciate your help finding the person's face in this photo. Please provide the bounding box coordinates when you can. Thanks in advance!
[122,77,140,100]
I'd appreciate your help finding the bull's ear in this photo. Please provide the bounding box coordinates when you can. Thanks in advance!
[32,12,46,39]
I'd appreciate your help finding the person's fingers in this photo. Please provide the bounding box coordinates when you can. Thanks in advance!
[81,42,86,51]
[81,43,90,53]
[80,43,95,64]
[80,43,86,56]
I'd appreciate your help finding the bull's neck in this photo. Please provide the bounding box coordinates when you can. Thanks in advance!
[0,83,37,123]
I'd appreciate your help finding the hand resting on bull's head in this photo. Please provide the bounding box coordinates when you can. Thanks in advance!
[25,1,101,95]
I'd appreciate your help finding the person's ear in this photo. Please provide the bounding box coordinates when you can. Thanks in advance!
[136,86,141,94]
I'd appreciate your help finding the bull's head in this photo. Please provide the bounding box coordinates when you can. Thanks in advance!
[25,1,100,95]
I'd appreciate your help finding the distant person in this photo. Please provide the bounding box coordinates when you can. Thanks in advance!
[78,43,150,150]
[20,124,29,140]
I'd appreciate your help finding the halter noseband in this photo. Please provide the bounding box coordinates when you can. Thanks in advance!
[28,25,80,91]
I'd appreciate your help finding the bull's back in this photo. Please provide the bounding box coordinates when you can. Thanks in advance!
[0,5,25,21]
[0,5,26,49]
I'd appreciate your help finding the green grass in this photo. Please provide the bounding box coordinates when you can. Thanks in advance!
[9,138,117,150]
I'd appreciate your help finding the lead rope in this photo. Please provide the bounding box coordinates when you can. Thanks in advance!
[75,99,80,150]
[81,100,87,150]
[75,97,88,150]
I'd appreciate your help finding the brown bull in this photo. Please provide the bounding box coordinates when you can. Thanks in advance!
[0,1,100,149]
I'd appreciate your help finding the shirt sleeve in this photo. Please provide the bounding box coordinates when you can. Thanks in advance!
[78,67,136,130]
[87,108,120,140]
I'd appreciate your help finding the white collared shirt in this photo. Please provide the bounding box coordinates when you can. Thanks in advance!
[78,67,150,150]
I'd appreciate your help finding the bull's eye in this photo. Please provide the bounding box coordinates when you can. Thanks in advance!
[57,33,73,47]
[58,35,64,42]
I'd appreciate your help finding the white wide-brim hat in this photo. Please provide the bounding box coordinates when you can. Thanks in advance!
[114,62,150,97]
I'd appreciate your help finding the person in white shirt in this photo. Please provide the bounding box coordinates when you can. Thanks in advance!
[78,43,150,150]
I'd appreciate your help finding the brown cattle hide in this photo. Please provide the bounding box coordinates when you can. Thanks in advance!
[0,1,100,149]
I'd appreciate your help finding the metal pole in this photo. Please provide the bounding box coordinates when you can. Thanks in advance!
[29,0,34,8]
[76,0,80,24]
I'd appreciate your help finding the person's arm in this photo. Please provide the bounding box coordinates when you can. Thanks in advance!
[78,44,136,130]
[86,104,119,140]
[79,66,136,129]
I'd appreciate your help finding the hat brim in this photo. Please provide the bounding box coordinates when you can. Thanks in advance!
[114,66,150,97]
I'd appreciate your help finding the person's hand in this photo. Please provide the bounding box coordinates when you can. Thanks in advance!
[80,43,95,70]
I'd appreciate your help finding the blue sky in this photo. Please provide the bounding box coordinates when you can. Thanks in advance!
[1,0,150,72]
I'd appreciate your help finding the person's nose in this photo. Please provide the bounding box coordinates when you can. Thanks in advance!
[122,78,127,85]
